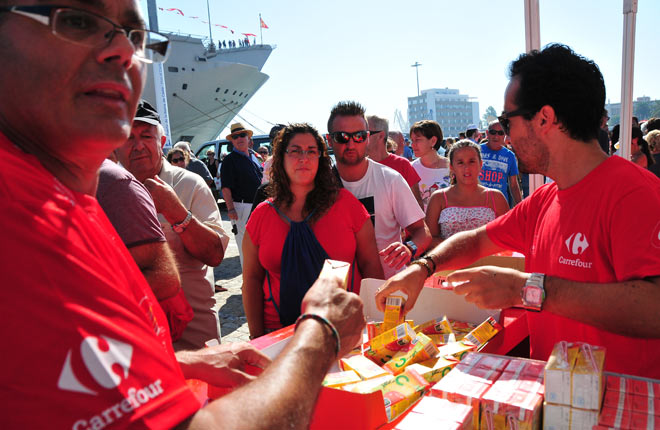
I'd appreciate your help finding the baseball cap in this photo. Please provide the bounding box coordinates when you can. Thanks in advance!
[134,100,161,126]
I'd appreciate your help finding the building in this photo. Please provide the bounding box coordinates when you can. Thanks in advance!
[407,88,480,138]
[607,96,660,125]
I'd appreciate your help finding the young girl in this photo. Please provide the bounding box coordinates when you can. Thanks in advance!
[410,120,451,210]
[425,139,509,248]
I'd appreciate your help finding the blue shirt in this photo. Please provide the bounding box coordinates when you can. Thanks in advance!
[479,144,519,205]
[403,145,414,160]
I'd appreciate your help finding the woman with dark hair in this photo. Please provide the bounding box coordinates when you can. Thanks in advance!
[242,123,383,338]
[425,140,509,248]
[166,147,189,168]
[410,120,450,210]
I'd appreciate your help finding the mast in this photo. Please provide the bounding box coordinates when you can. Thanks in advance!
[259,13,263,45]
[206,0,215,52]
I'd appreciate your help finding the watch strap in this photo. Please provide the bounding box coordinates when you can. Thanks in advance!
[172,210,193,233]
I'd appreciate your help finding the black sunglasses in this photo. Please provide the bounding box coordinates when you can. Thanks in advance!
[171,157,184,163]
[498,108,534,135]
[330,130,369,144]
[232,132,248,139]
[488,129,505,136]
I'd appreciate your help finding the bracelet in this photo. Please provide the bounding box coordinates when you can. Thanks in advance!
[410,258,433,277]
[294,313,341,357]
[425,254,437,273]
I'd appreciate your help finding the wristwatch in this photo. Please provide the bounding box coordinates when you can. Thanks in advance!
[521,273,546,311]
[404,240,418,259]
[172,210,193,234]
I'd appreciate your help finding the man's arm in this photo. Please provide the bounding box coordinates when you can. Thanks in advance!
[411,183,424,210]
[221,187,238,221]
[379,218,431,272]
[178,266,365,430]
[146,176,225,267]
[376,225,502,315]
[449,267,660,338]
[509,175,522,205]
[128,241,181,300]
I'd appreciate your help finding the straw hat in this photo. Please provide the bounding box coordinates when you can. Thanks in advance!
[226,122,254,140]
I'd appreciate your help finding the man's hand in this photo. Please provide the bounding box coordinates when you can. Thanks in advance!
[144,175,187,223]
[375,264,427,316]
[176,342,271,388]
[449,266,527,309]
[227,209,238,221]
[379,242,413,270]
[300,273,365,357]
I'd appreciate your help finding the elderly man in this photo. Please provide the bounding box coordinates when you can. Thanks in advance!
[220,122,263,267]
[117,101,228,350]
[377,44,660,379]
[0,2,364,427]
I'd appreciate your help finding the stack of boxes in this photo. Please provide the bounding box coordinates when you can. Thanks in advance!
[543,341,606,430]
[394,396,474,430]
[595,374,660,429]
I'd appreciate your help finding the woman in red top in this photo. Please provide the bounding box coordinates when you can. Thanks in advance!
[242,123,383,338]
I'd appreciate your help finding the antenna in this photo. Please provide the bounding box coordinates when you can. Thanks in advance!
[411,62,422,97]
[206,0,216,52]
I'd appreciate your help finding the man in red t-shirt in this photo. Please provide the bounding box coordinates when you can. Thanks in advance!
[0,1,366,428]
[377,44,660,378]
[367,114,424,209]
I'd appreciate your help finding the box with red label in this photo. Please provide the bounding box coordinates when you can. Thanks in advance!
[401,396,473,430]
[431,370,491,429]
[480,382,543,430]
[382,368,430,421]
[632,378,660,399]
[598,406,632,429]
[606,374,635,395]
[462,352,510,374]
[503,358,545,381]
[454,362,503,385]
[631,411,660,429]
[497,372,544,396]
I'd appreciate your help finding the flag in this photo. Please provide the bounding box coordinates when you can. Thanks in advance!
[243,33,257,37]
[260,17,269,29]
[166,8,184,16]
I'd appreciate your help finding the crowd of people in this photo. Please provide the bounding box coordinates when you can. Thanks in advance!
[1,1,659,427]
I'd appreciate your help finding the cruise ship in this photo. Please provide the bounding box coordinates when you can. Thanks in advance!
[143,32,274,149]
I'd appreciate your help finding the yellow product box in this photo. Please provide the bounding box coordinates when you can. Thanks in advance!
[367,320,415,340]
[571,343,606,411]
[367,322,415,353]
[414,316,455,335]
[342,373,394,394]
[382,295,405,332]
[439,341,477,361]
[322,370,361,388]
[384,333,439,375]
[382,368,431,421]
[340,354,389,380]
[319,259,351,290]
[408,356,458,384]
[463,316,503,349]
[365,342,402,366]
[450,319,479,334]
[544,341,580,406]
[427,333,456,346]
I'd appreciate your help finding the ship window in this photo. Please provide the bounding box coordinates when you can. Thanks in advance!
[182,83,188,90]
[239,92,243,96]
[168,67,179,72]
[232,90,237,95]
[244,94,248,98]
[224,89,229,94]
[215,88,220,92]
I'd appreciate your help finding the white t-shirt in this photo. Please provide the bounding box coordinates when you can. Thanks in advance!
[340,159,425,279]
[412,158,450,211]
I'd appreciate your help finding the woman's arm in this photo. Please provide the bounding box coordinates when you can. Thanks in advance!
[241,231,266,338]
[355,220,385,280]
[425,190,445,249]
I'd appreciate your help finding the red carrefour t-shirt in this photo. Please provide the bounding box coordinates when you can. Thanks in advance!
[486,156,660,378]
[0,134,201,428]
[378,154,421,190]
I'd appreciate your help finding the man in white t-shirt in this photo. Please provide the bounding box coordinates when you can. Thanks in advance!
[327,101,431,279]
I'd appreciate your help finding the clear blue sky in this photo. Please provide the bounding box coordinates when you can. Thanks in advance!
[141,0,660,137]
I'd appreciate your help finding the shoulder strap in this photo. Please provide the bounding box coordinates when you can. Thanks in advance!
[267,201,292,224]
[443,190,449,206]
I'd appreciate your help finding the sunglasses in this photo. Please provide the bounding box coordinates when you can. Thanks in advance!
[258,150,268,155]
[330,130,369,144]
[171,157,184,163]
[498,108,534,135]
[488,129,505,136]
[232,132,248,139]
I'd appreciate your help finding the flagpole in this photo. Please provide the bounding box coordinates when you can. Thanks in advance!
[259,13,263,45]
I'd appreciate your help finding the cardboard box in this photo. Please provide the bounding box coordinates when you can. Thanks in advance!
[480,383,543,430]
[411,396,473,429]
[543,402,571,430]
[319,259,351,289]
[544,342,579,406]
[571,344,606,410]
[431,371,491,429]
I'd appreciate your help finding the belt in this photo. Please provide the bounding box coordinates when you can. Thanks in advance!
[234,200,252,204]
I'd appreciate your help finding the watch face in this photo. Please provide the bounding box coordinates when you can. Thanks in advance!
[525,287,542,305]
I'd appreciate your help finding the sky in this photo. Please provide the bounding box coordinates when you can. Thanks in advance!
[141,0,660,137]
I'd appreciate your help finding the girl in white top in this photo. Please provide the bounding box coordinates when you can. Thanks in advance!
[425,139,509,248]
[410,120,451,210]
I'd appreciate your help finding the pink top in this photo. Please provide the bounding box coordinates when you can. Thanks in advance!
[439,190,497,240]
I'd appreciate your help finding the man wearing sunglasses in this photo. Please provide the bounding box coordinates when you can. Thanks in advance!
[327,102,431,279]
[377,44,660,379]
[0,1,366,428]
[479,120,522,206]
[220,122,263,268]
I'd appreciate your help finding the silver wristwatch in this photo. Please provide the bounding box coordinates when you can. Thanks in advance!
[521,273,545,312]
[172,210,193,234]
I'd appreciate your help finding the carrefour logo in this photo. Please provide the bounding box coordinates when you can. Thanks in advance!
[565,232,589,255]
[58,336,133,395]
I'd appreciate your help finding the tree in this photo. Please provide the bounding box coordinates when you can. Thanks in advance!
[482,106,498,127]
[634,101,651,121]
[650,101,660,118]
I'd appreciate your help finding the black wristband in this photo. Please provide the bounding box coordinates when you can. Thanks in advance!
[294,313,341,357]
